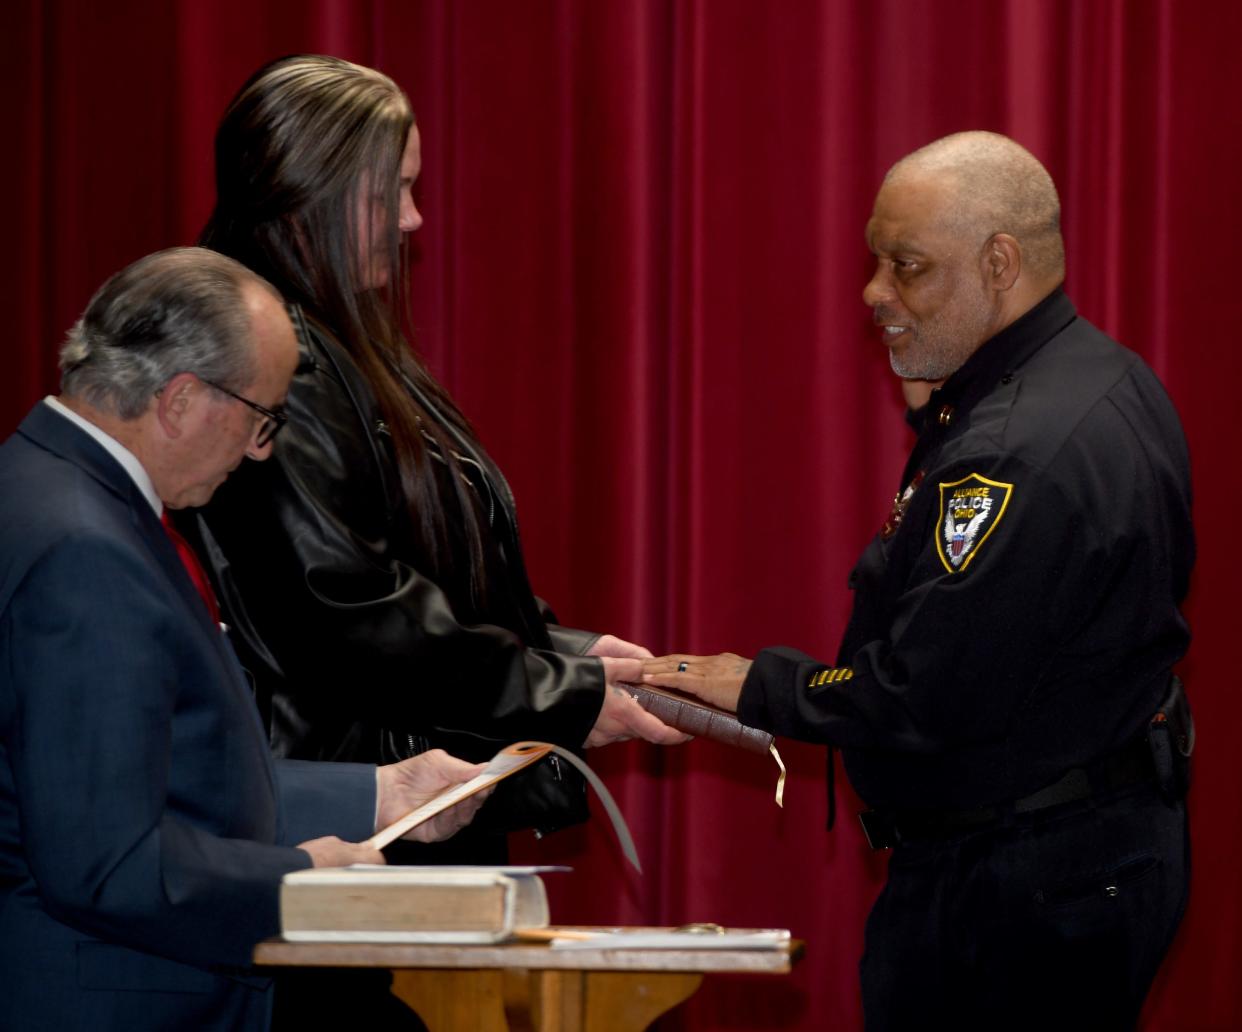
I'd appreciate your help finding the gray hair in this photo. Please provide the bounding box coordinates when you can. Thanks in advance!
[59,247,278,420]
[887,131,1065,281]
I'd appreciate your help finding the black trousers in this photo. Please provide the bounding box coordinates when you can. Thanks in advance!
[860,784,1189,1031]
[273,969,427,1031]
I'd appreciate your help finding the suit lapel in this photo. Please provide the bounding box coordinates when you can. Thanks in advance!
[18,406,271,736]
[19,406,226,638]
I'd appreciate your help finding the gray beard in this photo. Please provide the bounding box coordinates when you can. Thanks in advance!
[889,339,963,380]
[888,297,995,380]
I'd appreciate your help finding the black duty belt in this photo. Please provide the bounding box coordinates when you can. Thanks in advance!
[858,733,1156,851]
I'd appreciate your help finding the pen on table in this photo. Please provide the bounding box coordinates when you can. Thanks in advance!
[513,927,601,942]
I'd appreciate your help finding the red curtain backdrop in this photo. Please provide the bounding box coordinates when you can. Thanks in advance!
[5,2,1240,1028]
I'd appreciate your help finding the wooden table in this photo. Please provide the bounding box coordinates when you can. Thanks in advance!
[254,935,803,1031]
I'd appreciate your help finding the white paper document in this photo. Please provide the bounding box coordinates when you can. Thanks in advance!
[547,927,791,950]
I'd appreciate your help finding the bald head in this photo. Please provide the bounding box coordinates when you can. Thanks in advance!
[863,132,1067,381]
[886,131,1065,286]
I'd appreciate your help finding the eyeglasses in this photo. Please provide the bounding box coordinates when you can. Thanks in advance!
[199,378,288,447]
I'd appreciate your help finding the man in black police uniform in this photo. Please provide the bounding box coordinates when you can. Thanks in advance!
[643,131,1193,1030]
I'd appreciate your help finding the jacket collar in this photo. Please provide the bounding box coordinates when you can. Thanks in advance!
[899,289,1077,489]
[19,401,149,511]
[911,288,1076,432]
[18,402,223,634]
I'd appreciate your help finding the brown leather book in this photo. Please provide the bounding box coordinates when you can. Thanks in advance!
[621,683,774,754]
[280,867,549,942]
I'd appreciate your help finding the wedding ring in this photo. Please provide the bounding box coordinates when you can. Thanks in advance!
[677,661,688,672]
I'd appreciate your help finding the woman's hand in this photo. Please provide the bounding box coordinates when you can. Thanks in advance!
[583,656,693,747]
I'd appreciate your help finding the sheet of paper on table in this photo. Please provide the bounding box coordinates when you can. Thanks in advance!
[546,927,791,950]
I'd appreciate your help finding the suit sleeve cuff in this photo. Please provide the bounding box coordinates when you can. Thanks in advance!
[274,759,377,845]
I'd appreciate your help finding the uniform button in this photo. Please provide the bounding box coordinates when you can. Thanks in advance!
[1103,885,1119,898]
[937,405,954,427]
[1000,372,1014,385]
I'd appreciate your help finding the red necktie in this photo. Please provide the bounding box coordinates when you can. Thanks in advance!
[161,511,222,625]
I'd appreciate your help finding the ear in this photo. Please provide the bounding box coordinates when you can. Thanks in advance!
[982,233,1022,292]
[154,372,201,439]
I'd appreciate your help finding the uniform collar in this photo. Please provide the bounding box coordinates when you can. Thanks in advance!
[910,288,1077,435]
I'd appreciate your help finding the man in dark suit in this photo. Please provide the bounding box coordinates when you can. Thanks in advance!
[0,248,484,1031]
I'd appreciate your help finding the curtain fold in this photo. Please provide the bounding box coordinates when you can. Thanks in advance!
[4,2,1238,1027]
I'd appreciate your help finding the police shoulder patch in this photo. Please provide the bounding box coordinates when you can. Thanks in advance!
[935,473,1013,573]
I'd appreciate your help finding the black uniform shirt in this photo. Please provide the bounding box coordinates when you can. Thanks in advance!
[739,290,1194,810]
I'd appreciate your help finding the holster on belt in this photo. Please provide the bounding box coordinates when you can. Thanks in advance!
[1147,674,1193,801]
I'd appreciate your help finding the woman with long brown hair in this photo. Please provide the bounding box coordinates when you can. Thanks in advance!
[199,54,681,845]
[195,52,683,1029]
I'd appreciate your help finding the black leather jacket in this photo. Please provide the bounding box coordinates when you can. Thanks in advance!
[194,320,605,850]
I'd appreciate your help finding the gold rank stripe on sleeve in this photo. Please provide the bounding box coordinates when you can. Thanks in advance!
[808,667,854,688]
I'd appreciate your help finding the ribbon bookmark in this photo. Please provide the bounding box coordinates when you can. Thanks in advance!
[771,742,786,808]
[367,741,643,873]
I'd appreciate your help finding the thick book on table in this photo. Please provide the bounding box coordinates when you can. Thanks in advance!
[622,683,774,754]
[280,866,553,943]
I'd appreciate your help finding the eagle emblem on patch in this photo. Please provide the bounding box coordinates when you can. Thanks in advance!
[935,473,1013,573]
